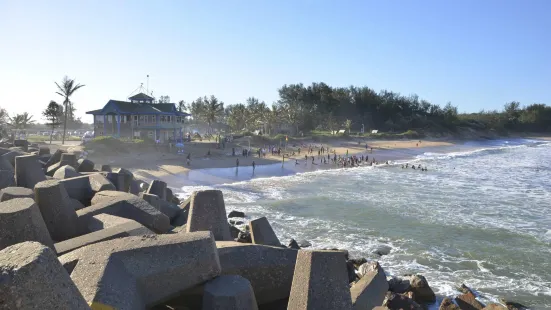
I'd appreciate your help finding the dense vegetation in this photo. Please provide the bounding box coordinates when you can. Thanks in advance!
[184,82,551,136]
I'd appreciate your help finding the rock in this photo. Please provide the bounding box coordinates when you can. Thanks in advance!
[216,241,298,305]
[203,275,259,310]
[55,218,153,255]
[350,257,368,268]
[0,186,34,201]
[383,292,422,310]
[288,238,301,249]
[13,139,28,151]
[459,283,474,294]
[53,164,81,179]
[249,216,281,246]
[455,292,484,310]
[38,146,50,155]
[147,179,167,200]
[229,210,246,218]
[186,190,232,241]
[229,219,245,225]
[77,190,170,233]
[45,149,65,168]
[409,274,436,304]
[15,154,46,189]
[287,250,352,310]
[499,299,528,310]
[60,174,116,205]
[351,261,388,310]
[77,158,95,172]
[237,230,252,243]
[230,225,241,239]
[346,260,357,283]
[59,232,221,309]
[0,198,54,251]
[34,179,79,242]
[482,304,508,310]
[0,170,15,190]
[0,242,89,309]
[373,245,392,256]
[388,276,411,293]
[298,240,312,248]
[440,297,461,310]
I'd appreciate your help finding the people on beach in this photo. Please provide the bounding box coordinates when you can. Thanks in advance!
[236,158,239,168]
[252,161,255,171]
[186,153,191,166]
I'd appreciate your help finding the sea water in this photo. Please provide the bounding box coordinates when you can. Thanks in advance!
[176,139,551,309]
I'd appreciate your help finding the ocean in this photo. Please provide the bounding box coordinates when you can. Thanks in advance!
[175,139,551,309]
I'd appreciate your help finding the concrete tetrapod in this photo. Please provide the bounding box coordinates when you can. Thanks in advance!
[203,275,259,310]
[249,216,281,246]
[216,241,298,305]
[287,250,353,310]
[60,174,116,205]
[79,191,170,234]
[0,198,54,251]
[15,154,46,189]
[146,179,167,200]
[0,186,34,201]
[350,262,389,310]
[187,190,232,241]
[34,179,79,242]
[0,241,89,309]
[59,232,221,310]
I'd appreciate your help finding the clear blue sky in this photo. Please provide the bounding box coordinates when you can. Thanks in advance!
[1,0,549,122]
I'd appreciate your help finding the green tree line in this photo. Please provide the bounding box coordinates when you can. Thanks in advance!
[182,82,551,135]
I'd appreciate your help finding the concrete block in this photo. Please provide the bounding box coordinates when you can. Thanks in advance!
[216,241,298,304]
[351,262,389,310]
[77,158,95,172]
[59,232,221,309]
[60,153,78,169]
[0,170,15,190]
[0,198,54,251]
[53,164,81,179]
[88,213,136,231]
[0,242,89,309]
[141,192,160,209]
[60,174,116,205]
[250,216,281,246]
[0,186,34,201]
[13,139,28,151]
[94,164,112,172]
[105,171,125,191]
[146,179,167,200]
[55,220,153,255]
[46,162,63,176]
[78,190,170,233]
[0,155,14,172]
[203,275,258,310]
[165,187,174,202]
[2,150,28,167]
[34,179,79,241]
[187,190,232,241]
[38,146,50,155]
[15,154,46,189]
[129,179,140,195]
[287,250,353,310]
[113,167,133,192]
[45,149,65,168]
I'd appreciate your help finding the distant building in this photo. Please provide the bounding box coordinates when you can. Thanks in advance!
[85,93,190,142]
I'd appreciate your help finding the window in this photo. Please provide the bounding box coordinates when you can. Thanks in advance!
[160,116,166,122]
[107,115,113,123]
[148,131,153,137]
[176,116,181,123]
[139,115,144,122]
[166,116,171,123]
[95,115,104,123]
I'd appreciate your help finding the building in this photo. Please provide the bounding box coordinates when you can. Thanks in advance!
[86,93,190,142]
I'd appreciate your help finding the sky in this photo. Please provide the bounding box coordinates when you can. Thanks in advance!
[0,0,549,122]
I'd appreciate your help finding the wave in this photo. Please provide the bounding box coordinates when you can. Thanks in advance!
[417,141,550,161]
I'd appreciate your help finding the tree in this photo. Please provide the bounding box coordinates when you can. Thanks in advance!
[177,100,188,112]
[203,95,224,133]
[0,107,8,139]
[55,76,85,144]
[42,101,63,144]
[343,119,352,134]
[157,95,171,103]
[8,112,35,138]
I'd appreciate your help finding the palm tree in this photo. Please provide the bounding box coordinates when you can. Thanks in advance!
[55,76,85,144]
[344,119,352,134]
[8,112,35,138]
[203,95,224,133]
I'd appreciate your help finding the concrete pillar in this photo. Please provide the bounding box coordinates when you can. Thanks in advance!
[117,115,121,137]
[103,115,106,136]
